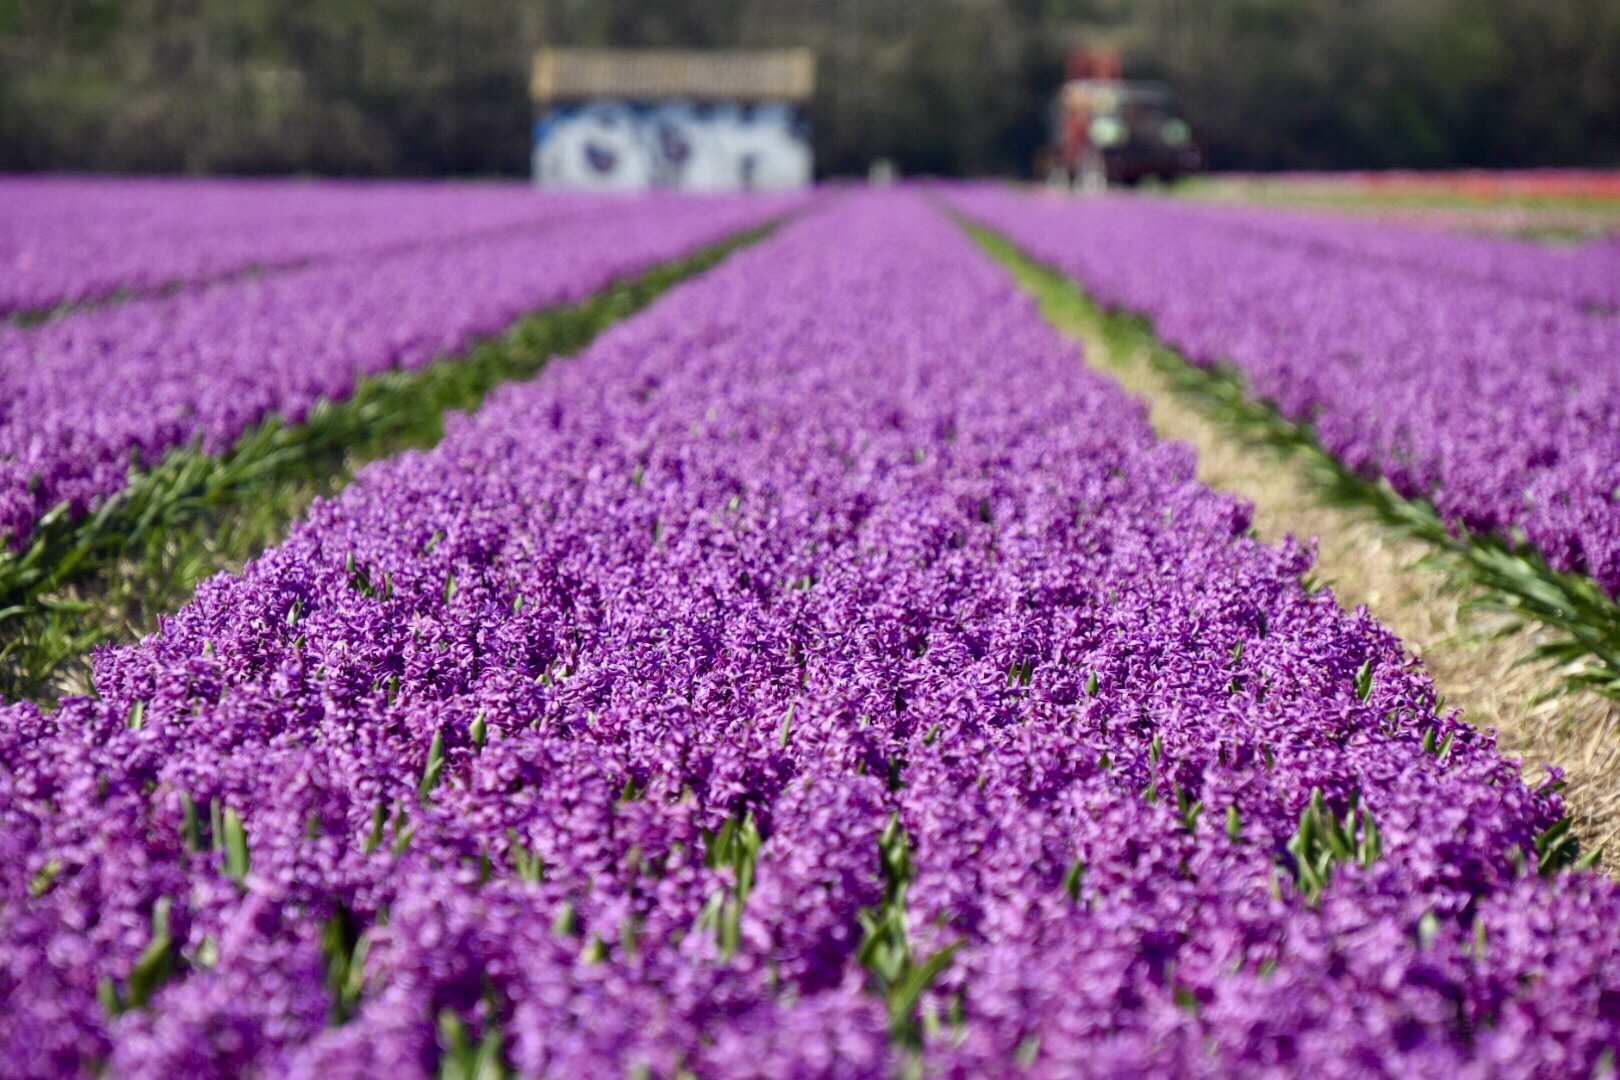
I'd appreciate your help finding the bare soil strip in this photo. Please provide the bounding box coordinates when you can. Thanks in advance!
[977,224,1620,867]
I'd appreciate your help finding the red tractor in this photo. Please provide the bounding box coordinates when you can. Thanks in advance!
[1047,49,1202,191]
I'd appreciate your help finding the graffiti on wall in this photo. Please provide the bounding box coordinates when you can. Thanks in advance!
[533,101,812,191]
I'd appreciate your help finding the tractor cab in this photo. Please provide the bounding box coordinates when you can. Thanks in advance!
[1047,50,1202,190]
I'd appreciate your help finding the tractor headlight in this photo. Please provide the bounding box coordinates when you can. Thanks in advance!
[1089,116,1127,148]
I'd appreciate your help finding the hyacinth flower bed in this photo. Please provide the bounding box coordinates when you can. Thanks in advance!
[0,236,778,705]
[4,188,1618,1077]
[0,198,796,701]
[0,177,638,318]
[1174,200,1620,314]
[946,185,1620,692]
[944,186,1620,593]
[0,191,800,553]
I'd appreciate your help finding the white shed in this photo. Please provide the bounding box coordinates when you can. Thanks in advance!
[531,48,816,192]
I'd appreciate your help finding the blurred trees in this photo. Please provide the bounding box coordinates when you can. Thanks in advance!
[1122,0,1620,171]
[1,0,1617,176]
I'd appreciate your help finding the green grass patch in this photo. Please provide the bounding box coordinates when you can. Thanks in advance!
[964,219,1620,701]
[0,225,773,703]
[8,280,190,329]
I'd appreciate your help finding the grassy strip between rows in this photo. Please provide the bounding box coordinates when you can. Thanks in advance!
[963,219,1620,703]
[11,286,152,329]
[0,224,775,703]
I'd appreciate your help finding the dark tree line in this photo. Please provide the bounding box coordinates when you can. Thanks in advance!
[1,0,1617,177]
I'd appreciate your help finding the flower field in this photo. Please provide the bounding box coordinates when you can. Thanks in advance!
[1181,172,1620,240]
[0,177,670,317]
[946,186,1620,600]
[944,188,1620,710]
[0,189,798,549]
[4,182,1620,1077]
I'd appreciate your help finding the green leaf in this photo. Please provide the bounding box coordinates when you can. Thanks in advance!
[364,801,388,854]
[1175,784,1203,833]
[886,941,962,1040]
[178,791,204,852]
[390,819,416,856]
[417,729,445,801]
[322,904,369,1023]
[1354,659,1375,702]
[1535,816,1582,876]
[222,808,250,885]
[98,976,125,1018]
[1283,788,1382,903]
[29,859,61,898]
[1063,858,1086,901]
[126,897,176,1009]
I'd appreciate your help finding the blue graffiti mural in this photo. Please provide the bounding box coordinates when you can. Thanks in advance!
[534,101,812,191]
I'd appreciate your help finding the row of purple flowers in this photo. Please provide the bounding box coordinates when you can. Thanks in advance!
[3,189,1617,1077]
[945,186,1620,600]
[0,189,801,548]
[0,177,662,316]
